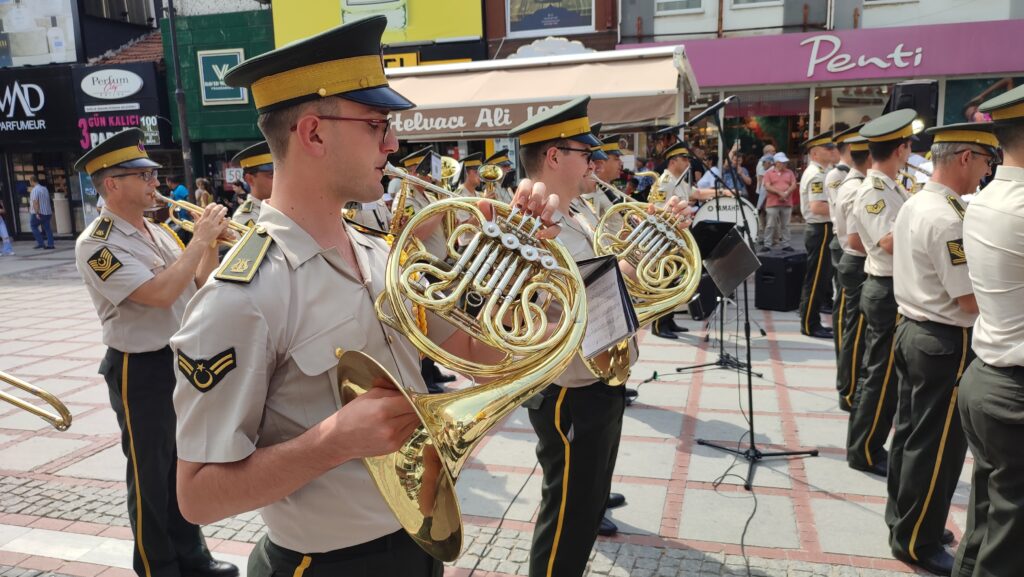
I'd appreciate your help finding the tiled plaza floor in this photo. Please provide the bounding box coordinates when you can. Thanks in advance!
[0,246,955,576]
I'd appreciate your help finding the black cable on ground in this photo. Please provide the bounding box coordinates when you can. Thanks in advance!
[466,459,541,577]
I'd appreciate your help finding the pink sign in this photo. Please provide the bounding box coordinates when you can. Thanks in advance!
[622,20,1024,88]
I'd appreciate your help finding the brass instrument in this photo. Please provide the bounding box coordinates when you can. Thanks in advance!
[589,175,702,384]
[476,164,504,200]
[440,155,459,190]
[636,170,669,204]
[338,193,587,561]
[1,371,72,431]
[154,192,249,247]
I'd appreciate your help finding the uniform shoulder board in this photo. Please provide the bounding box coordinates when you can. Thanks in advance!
[90,216,113,240]
[837,165,851,173]
[872,177,885,190]
[946,195,966,221]
[215,225,273,283]
[237,199,253,214]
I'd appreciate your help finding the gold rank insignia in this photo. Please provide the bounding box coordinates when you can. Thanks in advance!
[245,219,255,228]
[947,239,967,266]
[873,177,885,190]
[946,196,966,221]
[810,181,823,194]
[865,199,886,215]
[90,216,113,240]
[238,199,253,214]
[215,224,273,283]
[177,348,237,392]
[87,247,122,281]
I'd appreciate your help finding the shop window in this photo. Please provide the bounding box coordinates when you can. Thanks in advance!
[732,0,782,6]
[944,77,1022,125]
[656,0,702,14]
[813,84,891,136]
[83,0,155,26]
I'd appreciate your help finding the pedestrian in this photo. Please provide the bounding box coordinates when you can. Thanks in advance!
[72,128,237,577]
[798,131,836,339]
[195,177,214,208]
[846,109,917,478]
[887,122,995,576]
[28,175,55,249]
[761,152,797,251]
[952,84,1024,577]
[165,174,191,222]
[0,198,13,255]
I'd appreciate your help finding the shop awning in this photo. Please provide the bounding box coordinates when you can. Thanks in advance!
[386,46,698,141]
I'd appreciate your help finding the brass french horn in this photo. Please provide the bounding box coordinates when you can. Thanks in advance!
[337,174,587,561]
[1,371,72,431]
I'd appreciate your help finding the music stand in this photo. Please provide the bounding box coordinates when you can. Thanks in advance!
[694,228,819,489]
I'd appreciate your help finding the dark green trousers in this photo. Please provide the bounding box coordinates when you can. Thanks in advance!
[952,361,1024,577]
[100,347,211,577]
[846,275,899,470]
[887,320,971,560]
[835,254,867,411]
[829,236,844,356]
[528,382,625,577]
[247,532,441,577]
[799,222,833,335]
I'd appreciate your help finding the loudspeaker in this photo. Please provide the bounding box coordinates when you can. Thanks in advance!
[687,272,719,320]
[755,251,806,311]
[884,80,938,151]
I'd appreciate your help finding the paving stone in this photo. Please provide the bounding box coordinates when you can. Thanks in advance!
[811,498,891,558]
[622,407,684,439]
[471,431,538,467]
[0,436,90,471]
[456,469,540,521]
[613,439,677,479]
[56,446,125,482]
[686,442,792,489]
[802,452,888,498]
[693,409,784,446]
[629,382,689,408]
[700,385,780,413]
[678,488,799,549]
[794,415,849,450]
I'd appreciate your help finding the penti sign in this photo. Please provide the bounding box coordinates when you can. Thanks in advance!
[197,49,248,106]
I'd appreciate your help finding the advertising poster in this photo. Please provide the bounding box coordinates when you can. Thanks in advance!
[197,49,248,106]
[73,62,168,151]
[507,0,594,37]
[0,0,79,66]
[273,0,483,47]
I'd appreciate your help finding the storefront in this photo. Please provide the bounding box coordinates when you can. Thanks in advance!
[0,65,82,241]
[72,61,175,223]
[622,19,1024,190]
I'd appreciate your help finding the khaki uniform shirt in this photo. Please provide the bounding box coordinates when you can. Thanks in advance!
[825,163,850,228]
[893,181,975,327]
[554,208,638,389]
[349,198,392,233]
[852,169,908,277]
[651,170,691,208]
[406,187,450,259]
[964,165,1024,367]
[75,208,194,353]
[171,204,456,553]
[835,169,867,256]
[580,190,613,219]
[231,196,262,228]
[800,161,830,224]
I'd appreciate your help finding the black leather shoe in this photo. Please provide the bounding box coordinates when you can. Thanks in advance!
[893,548,954,576]
[804,327,833,339]
[625,388,639,407]
[666,318,690,333]
[434,370,457,383]
[838,395,852,413]
[653,325,678,339]
[821,303,833,315]
[850,460,888,478]
[606,492,626,509]
[597,516,618,536]
[184,560,240,577]
[941,528,955,545]
[426,382,447,394]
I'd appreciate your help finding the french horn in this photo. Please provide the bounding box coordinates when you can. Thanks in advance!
[337,175,587,561]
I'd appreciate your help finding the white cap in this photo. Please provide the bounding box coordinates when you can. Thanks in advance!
[773,152,790,163]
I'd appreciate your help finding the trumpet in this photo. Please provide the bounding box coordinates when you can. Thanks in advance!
[153,192,250,246]
[590,174,632,202]
[1,371,72,431]
[907,161,932,177]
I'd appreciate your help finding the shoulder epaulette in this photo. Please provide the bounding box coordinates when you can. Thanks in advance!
[872,177,885,190]
[237,199,253,214]
[946,195,966,221]
[90,216,113,240]
[215,225,273,283]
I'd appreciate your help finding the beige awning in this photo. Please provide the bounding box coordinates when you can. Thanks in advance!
[386,46,697,141]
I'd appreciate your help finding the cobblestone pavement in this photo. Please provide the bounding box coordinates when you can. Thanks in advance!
[0,250,944,576]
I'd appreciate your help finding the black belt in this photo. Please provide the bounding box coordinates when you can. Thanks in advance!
[866,274,893,283]
[903,317,970,333]
[267,530,407,564]
[979,360,1024,380]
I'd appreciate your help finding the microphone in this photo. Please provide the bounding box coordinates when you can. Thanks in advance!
[655,95,738,136]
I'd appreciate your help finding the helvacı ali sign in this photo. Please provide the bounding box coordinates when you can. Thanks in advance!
[80,69,144,100]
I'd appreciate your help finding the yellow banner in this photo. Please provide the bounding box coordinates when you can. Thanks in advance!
[274,0,483,47]
[384,52,419,68]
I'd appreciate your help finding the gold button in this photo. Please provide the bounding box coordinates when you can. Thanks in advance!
[358,77,369,88]
[317,88,327,97]
[385,334,393,345]
[335,347,345,359]
[254,225,266,234]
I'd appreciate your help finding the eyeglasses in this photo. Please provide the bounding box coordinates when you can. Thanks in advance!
[955,149,999,168]
[554,146,593,162]
[109,170,159,182]
[291,115,393,143]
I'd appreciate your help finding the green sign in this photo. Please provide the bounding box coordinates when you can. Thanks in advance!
[197,49,248,106]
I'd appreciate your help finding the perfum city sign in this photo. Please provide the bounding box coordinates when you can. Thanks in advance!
[80,68,144,100]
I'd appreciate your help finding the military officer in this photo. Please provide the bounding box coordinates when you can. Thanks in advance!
[595,135,626,205]
[886,123,995,576]
[73,128,237,577]
[833,135,871,411]
[798,131,836,339]
[826,124,864,354]
[170,17,561,576]
[231,141,273,228]
[953,85,1024,577]
[484,148,516,203]
[579,125,614,219]
[452,151,483,197]
[845,109,916,477]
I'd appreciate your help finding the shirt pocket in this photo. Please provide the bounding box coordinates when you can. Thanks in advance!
[289,315,369,411]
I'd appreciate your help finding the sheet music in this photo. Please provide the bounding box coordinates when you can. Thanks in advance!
[578,256,639,359]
